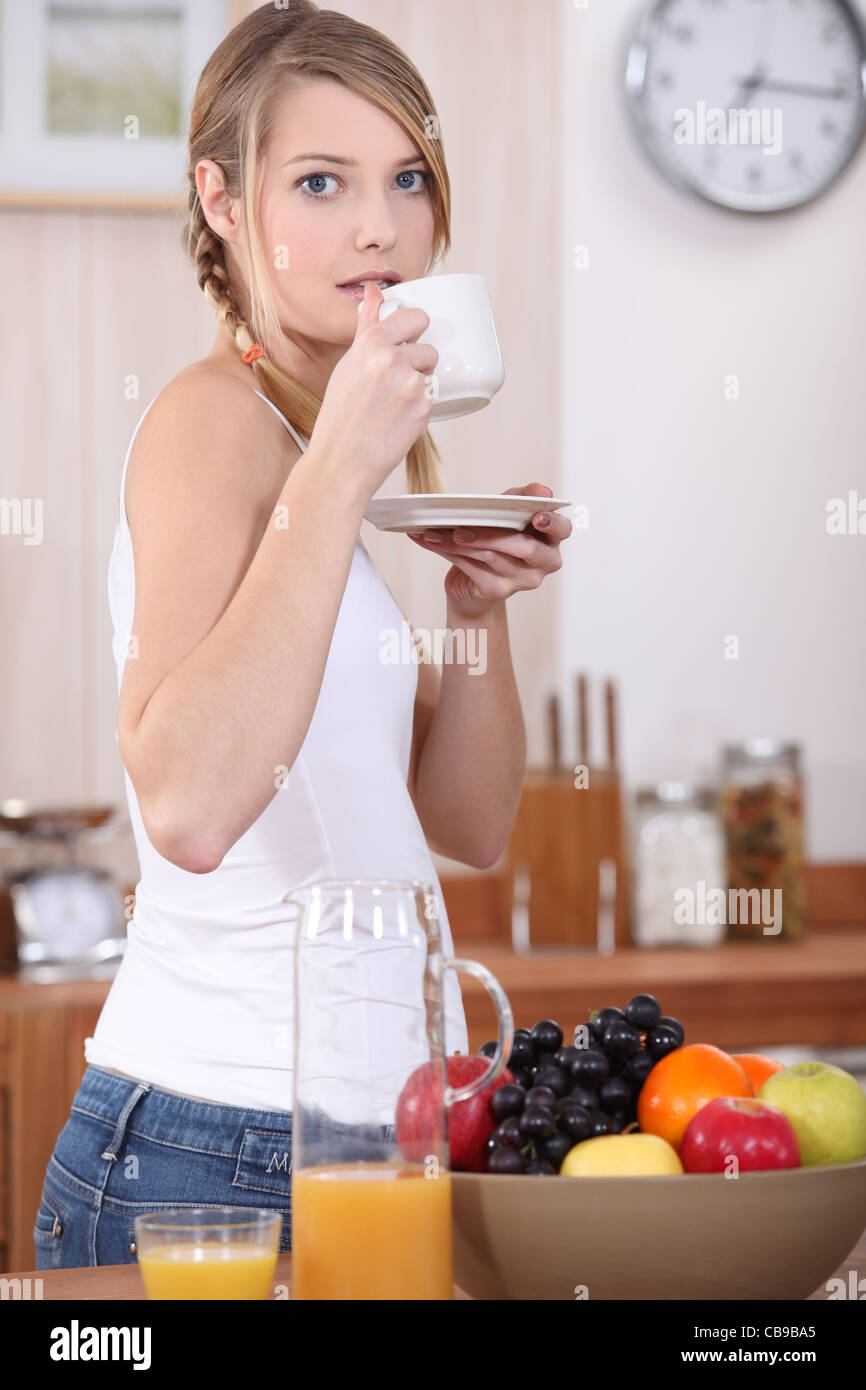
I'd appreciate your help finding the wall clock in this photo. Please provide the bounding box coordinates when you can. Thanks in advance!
[625,0,866,211]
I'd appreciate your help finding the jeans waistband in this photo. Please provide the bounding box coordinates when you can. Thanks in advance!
[75,1066,294,1148]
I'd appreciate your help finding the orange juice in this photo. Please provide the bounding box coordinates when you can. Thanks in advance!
[139,1242,277,1300]
[292,1162,452,1300]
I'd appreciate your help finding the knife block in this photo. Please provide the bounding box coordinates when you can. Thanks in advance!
[498,767,631,951]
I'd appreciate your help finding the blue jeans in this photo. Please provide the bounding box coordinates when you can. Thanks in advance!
[33,1065,296,1269]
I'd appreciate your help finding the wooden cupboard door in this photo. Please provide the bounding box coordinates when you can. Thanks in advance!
[8,1003,103,1272]
[0,1086,7,1271]
[66,1006,103,1100]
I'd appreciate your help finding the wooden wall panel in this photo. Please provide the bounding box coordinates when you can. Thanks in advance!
[0,211,84,796]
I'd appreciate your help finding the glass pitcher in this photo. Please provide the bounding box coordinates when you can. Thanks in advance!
[283,877,513,1301]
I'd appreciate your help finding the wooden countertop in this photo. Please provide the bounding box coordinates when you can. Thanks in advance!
[2,1253,469,1300]
[4,1229,863,1299]
[455,927,866,990]
[0,973,118,1007]
[453,927,866,1052]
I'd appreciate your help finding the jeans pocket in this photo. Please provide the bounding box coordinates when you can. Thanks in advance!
[32,1187,70,1270]
[231,1127,293,1253]
[231,1127,293,1199]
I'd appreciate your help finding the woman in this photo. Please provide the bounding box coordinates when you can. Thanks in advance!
[33,0,571,1269]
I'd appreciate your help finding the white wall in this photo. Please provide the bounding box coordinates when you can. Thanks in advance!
[557,0,866,859]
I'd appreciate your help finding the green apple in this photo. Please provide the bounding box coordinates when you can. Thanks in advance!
[758,1062,866,1166]
[560,1133,683,1177]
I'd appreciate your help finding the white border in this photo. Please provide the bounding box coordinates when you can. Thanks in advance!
[0,0,231,201]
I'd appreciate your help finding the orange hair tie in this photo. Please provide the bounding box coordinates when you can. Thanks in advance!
[242,344,264,364]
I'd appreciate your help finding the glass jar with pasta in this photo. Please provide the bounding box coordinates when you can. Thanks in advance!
[719,740,808,942]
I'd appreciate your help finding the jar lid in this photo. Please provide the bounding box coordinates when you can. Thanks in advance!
[722,738,800,761]
[635,781,716,809]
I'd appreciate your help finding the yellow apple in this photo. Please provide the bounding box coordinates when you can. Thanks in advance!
[560,1133,683,1177]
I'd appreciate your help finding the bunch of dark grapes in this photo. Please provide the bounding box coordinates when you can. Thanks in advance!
[479,996,685,1175]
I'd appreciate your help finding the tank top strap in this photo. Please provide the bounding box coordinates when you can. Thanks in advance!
[117,394,160,526]
[118,386,308,529]
[251,388,309,453]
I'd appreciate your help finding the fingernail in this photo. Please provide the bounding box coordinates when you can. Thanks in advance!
[454,528,477,542]
[422,531,443,543]
[536,514,551,527]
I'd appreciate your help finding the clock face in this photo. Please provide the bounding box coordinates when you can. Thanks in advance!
[626,0,866,211]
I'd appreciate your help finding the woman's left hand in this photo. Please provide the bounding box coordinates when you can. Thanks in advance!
[408,483,571,619]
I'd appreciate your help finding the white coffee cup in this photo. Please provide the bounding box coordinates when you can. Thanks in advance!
[376,272,505,421]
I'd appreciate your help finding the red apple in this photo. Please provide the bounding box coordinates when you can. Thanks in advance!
[395,1055,514,1173]
[680,1096,801,1173]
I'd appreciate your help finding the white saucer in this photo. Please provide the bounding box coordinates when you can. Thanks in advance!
[364,493,571,533]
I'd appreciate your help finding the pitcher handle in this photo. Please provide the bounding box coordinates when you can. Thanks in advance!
[442,958,514,1106]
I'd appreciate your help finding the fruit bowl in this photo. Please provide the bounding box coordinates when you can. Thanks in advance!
[451,1158,866,1300]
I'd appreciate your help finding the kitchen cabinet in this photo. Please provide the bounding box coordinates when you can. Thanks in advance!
[0,977,110,1272]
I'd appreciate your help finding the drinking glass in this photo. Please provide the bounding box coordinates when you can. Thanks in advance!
[134,1207,281,1300]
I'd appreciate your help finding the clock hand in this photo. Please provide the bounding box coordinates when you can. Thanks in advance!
[738,71,765,94]
[757,79,849,99]
[724,70,764,121]
[752,0,778,89]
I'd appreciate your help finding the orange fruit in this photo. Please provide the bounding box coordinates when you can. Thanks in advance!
[732,1053,786,1092]
[638,1043,755,1150]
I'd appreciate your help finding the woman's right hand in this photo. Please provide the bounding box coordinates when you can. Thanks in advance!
[311,280,439,497]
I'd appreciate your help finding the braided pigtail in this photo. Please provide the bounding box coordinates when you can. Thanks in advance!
[186,193,252,355]
[183,184,322,436]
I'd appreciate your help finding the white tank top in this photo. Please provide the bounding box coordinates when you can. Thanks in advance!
[85,386,469,1111]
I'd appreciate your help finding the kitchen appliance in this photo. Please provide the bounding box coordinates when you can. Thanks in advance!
[0,801,128,978]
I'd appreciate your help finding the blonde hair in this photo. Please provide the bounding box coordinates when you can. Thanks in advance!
[182,0,449,492]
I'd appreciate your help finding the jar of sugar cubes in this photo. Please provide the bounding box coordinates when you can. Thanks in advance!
[631,782,727,948]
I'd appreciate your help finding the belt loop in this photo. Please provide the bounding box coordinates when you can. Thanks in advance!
[100,1082,151,1161]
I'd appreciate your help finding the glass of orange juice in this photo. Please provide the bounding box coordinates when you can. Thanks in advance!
[283,879,513,1301]
[134,1208,281,1300]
